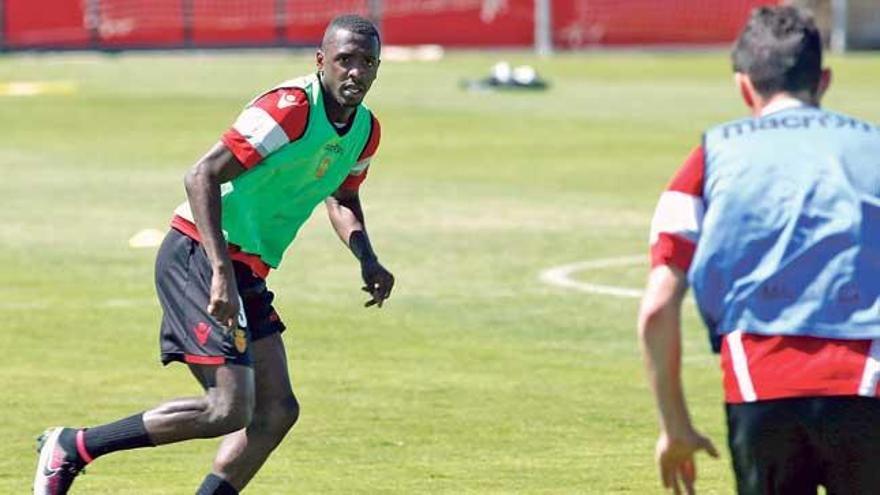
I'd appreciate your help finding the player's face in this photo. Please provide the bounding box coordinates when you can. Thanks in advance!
[318,29,380,108]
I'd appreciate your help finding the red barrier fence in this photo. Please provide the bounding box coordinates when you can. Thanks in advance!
[1,0,775,50]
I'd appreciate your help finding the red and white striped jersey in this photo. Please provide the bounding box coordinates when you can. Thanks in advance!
[171,84,382,279]
[220,85,380,190]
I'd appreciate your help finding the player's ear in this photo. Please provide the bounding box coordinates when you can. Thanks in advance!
[816,68,832,101]
[316,49,325,73]
[735,72,757,113]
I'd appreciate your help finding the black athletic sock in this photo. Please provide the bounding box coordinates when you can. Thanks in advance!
[196,473,239,495]
[81,413,155,461]
[56,428,86,468]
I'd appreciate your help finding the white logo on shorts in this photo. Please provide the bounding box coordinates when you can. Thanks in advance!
[237,296,248,328]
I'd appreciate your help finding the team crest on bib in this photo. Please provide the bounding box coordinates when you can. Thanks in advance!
[316,157,331,178]
[234,329,248,353]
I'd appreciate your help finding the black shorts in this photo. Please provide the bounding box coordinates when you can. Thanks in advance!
[727,396,880,495]
[155,229,286,367]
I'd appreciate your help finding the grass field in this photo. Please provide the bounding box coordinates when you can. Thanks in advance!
[2,48,879,494]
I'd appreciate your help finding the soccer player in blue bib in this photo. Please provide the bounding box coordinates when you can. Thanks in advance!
[640,6,880,494]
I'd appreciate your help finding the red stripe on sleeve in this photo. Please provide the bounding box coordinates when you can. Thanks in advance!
[667,146,705,195]
[221,128,262,169]
[252,88,309,142]
[339,114,380,192]
[357,114,381,161]
[650,232,696,272]
[339,167,369,192]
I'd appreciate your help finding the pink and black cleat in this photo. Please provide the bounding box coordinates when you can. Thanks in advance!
[33,427,85,495]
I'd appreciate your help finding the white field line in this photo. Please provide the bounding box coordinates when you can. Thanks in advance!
[539,255,645,299]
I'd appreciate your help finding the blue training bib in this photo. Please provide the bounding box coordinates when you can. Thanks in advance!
[692,107,880,351]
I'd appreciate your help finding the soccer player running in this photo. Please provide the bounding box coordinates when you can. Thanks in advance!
[640,6,880,495]
[34,15,393,495]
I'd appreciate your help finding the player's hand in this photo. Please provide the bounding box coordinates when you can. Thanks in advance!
[655,428,719,495]
[360,259,394,308]
[208,266,240,329]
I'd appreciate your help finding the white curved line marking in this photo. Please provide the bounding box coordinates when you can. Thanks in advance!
[539,255,645,299]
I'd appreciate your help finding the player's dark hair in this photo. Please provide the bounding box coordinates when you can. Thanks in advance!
[732,6,822,97]
[322,14,381,50]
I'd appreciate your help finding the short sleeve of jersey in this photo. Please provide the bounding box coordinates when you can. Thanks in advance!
[339,113,381,192]
[220,87,310,169]
[649,146,706,272]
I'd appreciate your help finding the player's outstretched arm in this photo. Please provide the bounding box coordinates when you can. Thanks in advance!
[184,142,249,327]
[325,188,394,307]
[638,265,718,495]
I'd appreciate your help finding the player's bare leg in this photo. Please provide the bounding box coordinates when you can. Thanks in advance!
[197,333,299,492]
[145,364,255,443]
[34,364,254,495]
